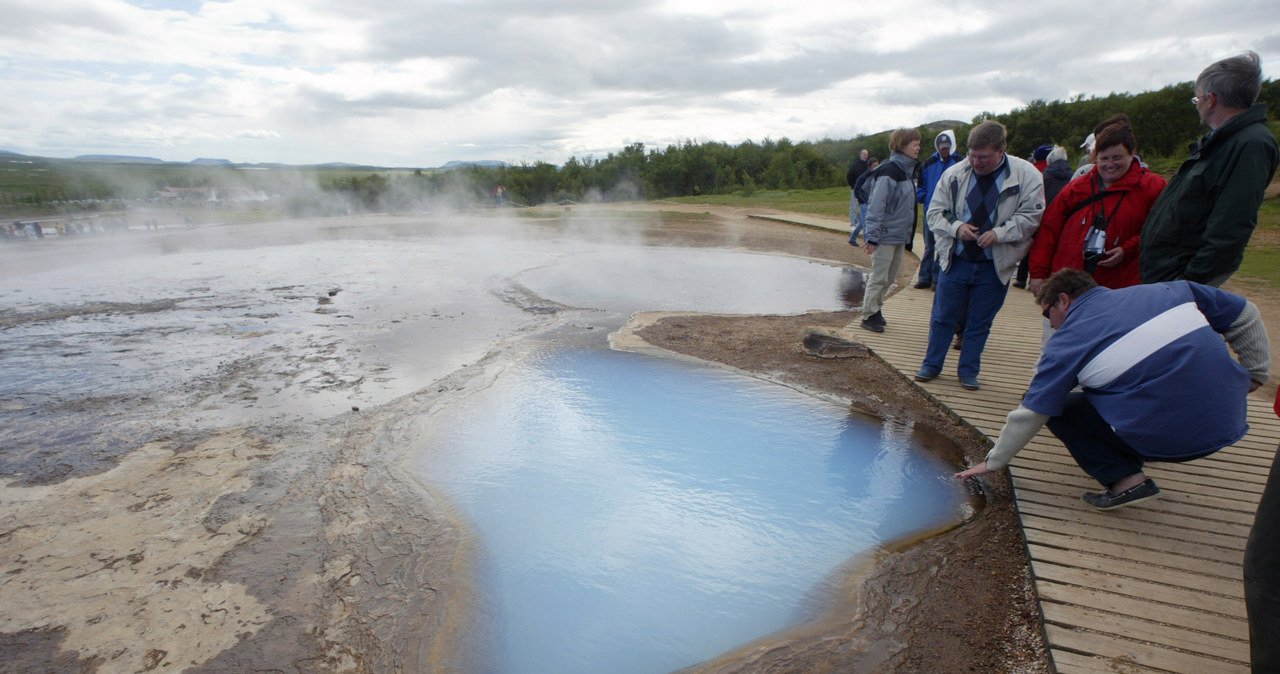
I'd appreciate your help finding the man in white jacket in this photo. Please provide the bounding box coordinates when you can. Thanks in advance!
[913,121,1044,390]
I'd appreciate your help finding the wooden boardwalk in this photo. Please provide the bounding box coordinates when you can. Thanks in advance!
[742,212,1276,672]
[855,280,1278,673]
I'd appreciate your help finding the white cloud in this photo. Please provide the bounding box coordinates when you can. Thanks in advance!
[0,0,1277,165]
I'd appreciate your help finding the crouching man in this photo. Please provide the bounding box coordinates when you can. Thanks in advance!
[956,268,1270,510]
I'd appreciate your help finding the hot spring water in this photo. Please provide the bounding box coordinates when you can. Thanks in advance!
[419,347,964,673]
[417,246,965,672]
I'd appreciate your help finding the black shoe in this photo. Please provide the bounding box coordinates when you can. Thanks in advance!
[1082,479,1161,511]
[958,374,981,390]
[913,280,931,289]
[1012,280,1027,289]
[864,311,886,327]
[860,318,884,333]
[951,336,963,351]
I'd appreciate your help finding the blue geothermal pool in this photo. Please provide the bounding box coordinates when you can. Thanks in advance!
[419,347,966,673]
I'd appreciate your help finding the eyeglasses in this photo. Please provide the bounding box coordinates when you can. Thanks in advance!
[1041,303,1053,320]
[1192,92,1212,106]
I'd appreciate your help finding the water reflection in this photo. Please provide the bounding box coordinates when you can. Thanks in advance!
[420,348,964,673]
[519,247,861,314]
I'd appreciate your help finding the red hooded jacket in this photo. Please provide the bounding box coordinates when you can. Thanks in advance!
[1029,160,1166,289]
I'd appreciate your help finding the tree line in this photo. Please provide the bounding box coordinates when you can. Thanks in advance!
[358,78,1278,209]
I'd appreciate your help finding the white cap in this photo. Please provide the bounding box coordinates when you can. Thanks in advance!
[1080,133,1096,152]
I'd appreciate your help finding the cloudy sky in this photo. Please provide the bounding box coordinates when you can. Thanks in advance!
[2,0,1278,167]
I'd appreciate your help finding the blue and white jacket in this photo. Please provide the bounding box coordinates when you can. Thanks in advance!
[1025,282,1254,458]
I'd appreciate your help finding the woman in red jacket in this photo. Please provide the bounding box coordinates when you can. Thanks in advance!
[1027,115,1166,292]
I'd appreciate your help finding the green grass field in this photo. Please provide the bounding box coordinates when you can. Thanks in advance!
[668,187,853,219]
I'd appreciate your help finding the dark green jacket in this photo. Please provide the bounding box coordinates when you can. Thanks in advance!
[1140,104,1279,284]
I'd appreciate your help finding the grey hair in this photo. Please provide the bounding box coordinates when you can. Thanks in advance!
[1196,50,1263,109]
[967,120,1007,151]
[1047,145,1068,163]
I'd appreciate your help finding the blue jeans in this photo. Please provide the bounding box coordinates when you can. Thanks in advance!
[849,190,865,243]
[921,255,1008,378]
[917,226,939,284]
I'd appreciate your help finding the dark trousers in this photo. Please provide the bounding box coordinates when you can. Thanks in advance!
[1246,443,1280,672]
[918,227,939,284]
[1046,392,1214,487]
[1015,248,1031,285]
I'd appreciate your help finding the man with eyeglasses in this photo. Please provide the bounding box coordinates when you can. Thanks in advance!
[1140,51,1279,286]
[955,268,1270,512]
[914,120,1044,390]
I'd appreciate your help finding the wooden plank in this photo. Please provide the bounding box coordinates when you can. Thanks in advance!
[1036,580,1248,640]
[1013,472,1262,517]
[1050,649,1166,674]
[1012,469,1263,515]
[1041,601,1249,663]
[1016,501,1249,552]
[1029,560,1246,619]
[1024,528,1242,581]
[1044,623,1248,674]
[1028,543,1243,598]
[1020,515,1246,566]
[1012,486,1255,540]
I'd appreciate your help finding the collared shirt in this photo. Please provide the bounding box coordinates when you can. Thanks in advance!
[955,157,1010,261]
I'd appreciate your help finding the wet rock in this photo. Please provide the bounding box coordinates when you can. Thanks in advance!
[801,328,869,359]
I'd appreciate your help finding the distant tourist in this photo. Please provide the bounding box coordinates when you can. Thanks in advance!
[1014,145,1075,289]
[914,130,962,289]
[913,120,1044,390]
[1140,50,1280,286]
[956,268,1270,511]
[854,129,921,333]
[846,148,870,245]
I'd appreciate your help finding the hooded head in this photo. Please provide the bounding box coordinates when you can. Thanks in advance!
[934,130,957,158]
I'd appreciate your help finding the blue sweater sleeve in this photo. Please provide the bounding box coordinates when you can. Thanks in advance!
[1188,281,1247,332]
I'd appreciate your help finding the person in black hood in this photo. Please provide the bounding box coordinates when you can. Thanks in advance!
[1015,145,1072,288]
[846,149,870,244]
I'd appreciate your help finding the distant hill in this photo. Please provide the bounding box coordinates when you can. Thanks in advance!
[0,149,23,156]
[74,154,168,164]
[190,158,232,165]
[440,160,508,170]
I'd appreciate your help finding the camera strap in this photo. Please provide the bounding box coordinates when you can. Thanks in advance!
[1079,174,1130,275]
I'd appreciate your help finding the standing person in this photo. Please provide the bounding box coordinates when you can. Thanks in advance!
[1141,50,1280,286]
[846,149,870,245]
[1031,145,1052,172]
[956,268,1270,510]
[1028,116,1167,292]
[914,121,1044,390]
[1015,145,1076,289]
[854,129,921,333]
[1246,388,1280,672]
[914,130,962,289]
